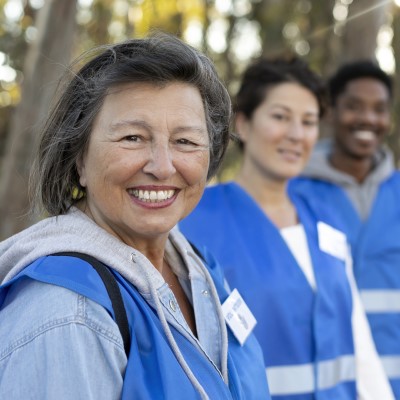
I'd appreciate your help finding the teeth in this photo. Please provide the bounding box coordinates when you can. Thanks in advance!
[129,189,175,202]
[354,130,375,141]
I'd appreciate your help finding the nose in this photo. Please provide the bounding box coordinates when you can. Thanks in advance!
[287,120,304,141]
[359,108,379,125]
[142,141,176,180]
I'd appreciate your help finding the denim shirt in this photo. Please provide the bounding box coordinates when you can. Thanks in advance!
[141,238,223,371]
[0,244,224,399]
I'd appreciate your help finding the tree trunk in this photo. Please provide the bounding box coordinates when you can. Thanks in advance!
[341,0,390,62]
[0,0,77,240]
[308,0,338,76]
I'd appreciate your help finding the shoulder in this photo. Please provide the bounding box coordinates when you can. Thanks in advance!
[180,183,229,230]
[289,176,338,195]
[386,170,400,184]
[185,182,235,216]
[290,178,345,215]
[289,179,349,234]
[198,183,229,206]
[0,278,124,359]
[0,279,126,399]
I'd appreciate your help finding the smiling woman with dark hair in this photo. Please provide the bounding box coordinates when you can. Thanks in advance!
[0,34,270,400]
[181,56,393,399]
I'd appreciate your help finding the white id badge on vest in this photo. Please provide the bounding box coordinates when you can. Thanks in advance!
[317,221,347,261]
[222,288,257,346]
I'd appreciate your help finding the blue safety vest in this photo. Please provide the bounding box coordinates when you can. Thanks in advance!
[290,173,400,397]
[0,253,270,399]
[180,182,356,400]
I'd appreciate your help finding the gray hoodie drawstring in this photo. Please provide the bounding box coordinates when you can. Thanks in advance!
[133,253,209,400]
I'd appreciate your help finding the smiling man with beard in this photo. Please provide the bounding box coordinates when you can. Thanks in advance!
[290,60,400,397]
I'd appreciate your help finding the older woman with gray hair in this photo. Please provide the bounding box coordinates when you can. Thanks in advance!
[0,34,270,399]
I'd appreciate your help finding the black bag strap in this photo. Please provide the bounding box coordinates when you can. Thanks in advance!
[51,252,131,356]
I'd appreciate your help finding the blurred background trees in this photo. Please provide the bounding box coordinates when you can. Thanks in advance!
[0,0,399,238]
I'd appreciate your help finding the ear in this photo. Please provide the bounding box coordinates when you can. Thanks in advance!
[235,112,251,144]
[324,106,334,124]
[76,154,87,188]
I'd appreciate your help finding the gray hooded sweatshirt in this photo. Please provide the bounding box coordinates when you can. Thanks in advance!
[301,138,395,220]
[0,207,229,399]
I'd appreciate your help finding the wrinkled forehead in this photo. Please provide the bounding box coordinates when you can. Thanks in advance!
[91,81,208,136]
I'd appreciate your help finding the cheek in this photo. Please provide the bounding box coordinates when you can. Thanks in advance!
[302,130,319,158]
[179,152,210,184]
[379,114,391,128]
[247,124,276,150]
[253,117,271,135]
[82,148,134,189]
[258,118,283,142]
[337,111,356,126]
[308,129,319,146]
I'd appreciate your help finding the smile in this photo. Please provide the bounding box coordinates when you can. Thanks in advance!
[278,149,302,158]
[353,130,375,141]
[128,189,176,202]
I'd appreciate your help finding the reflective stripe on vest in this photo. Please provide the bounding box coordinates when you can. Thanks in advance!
[360,290,400,313]
[381,356,400,379]
[266,355,356,395]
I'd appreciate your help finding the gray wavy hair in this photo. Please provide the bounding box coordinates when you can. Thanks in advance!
[31,33,232,216]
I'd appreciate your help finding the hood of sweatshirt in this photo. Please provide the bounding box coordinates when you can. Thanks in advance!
[301,138,394,186]
[0,207,199,292]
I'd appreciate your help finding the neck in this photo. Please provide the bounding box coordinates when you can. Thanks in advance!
[235,166,297,229]
[132,238,168,272]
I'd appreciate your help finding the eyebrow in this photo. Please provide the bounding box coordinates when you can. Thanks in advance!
[110,119,152,132]
[271,104,319,117]
[110,119,208,135]
[173,126,208,135]
[345,94,389,102]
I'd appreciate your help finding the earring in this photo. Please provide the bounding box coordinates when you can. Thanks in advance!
[72,186,85,200]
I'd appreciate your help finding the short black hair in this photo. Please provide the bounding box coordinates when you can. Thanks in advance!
[235,56,326,119]
[329,60,393,105]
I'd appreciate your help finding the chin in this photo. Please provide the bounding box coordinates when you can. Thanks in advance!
[282,165,303,179]
[349,145,378,159]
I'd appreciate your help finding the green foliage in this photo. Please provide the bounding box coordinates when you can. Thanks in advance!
[0,0,399,173]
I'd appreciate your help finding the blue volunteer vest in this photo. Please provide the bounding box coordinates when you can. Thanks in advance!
[290,173,400,397]
[180,182,356,400]
[0,253,270,400]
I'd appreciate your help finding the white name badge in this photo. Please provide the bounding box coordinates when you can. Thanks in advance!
[222,288,257,346]
[317,221,347,261]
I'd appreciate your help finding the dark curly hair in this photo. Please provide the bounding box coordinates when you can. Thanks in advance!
[328,60,392,105]
[235,56,326,118]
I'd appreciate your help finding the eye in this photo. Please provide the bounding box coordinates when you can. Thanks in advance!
[123,135,141,142]
[344,102,362,112]
[174,136,208,152]
[176,138,196,145]
[375,105,389,114]
[303,119,318,127]
[272,113,288,121]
